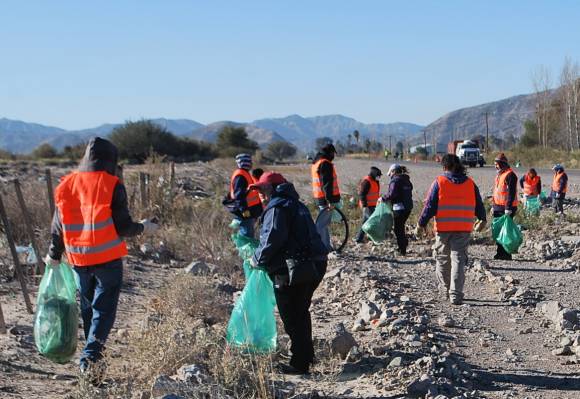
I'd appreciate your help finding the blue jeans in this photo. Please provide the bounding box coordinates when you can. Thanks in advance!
[315,207,332,251]
[74,261,123,366]
[237,217,256,238]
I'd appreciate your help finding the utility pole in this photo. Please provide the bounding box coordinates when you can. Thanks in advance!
[485,112,490,153]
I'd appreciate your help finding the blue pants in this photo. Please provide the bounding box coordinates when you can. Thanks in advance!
[315,207,332,251]
[237,217,256,238]
[74,261,123,366]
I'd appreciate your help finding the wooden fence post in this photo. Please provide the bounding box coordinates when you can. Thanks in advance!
[0,193,33,314]
[45,169,55,218]
[139,172,148,208]
[0,302,6,334]
[14,179,45,276]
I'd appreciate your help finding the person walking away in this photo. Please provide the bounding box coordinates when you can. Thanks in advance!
[354,167,382,243]
[311,144,341,251]
[249,172,328,375]
[551,164,568,215]
[230,154,263,238]
[381,164,413,255]
[416,155,486,305]
[519,168,541,200]
[492,153,518,260]
[44,137,158,374]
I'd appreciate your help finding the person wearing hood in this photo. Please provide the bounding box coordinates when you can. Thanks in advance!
[417,155,486,305]
[381,164,414,255]
[311,144,341,251]
[492,153,518,260]
[229,153,263,238]
[44,137,158,374]
[551,164,568,214]
[250,172,328,375]
[354,166,382,243]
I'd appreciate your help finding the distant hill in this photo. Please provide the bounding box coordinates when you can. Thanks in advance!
[422,93,537,145]
[0,115,421,154]
[252,114,424,148]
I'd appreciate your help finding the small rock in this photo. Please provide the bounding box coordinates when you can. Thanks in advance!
[330,323,358,360]
[352,319,366,332]
[140,243,154,256]
[117,329,129,339]
[552,346,573,356]
[388,356,402,368]
[183,260,215,276]
[560,337,573,347]
[346,346,362,363]
[406,374,433,398]
[175,364,208,384]
[359,301,381,323]
[438,316,455,328]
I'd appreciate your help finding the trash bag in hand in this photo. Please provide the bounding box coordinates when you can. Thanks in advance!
[33,262,79,364]
[331,200,343,223]
[226,267,277,353]
[362,201,393,243]
[524,196,540,216]
[492,215,523,254]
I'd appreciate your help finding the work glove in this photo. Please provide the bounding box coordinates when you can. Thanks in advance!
[140,219,159,234]
[474,220,487,232]
[242,210,251,218]
[43,254,60,267]
[504,209,513,215]
[555,193,561,199]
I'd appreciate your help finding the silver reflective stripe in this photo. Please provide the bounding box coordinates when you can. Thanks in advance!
[436,217,474,223]
[438,205,474,211]
[65,238,123,254]
[63,218,114,232]
[312,178,321,183]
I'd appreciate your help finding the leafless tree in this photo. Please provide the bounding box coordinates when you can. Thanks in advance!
[532,65,553,148]
[559,57,580,150]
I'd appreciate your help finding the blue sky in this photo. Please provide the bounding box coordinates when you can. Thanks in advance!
[1,1,579,129]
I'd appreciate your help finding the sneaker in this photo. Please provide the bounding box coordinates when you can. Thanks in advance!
[277,363,310,375]
[450,296,463,306]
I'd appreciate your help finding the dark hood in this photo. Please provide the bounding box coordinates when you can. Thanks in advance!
[313,148,335,163]
[442,171,468,184]
[391,173,411,184]
[271,182,300,201]
[78,137,119,175]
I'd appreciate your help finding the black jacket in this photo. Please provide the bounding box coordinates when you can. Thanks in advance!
[252,183,328,275]
[48,137,143,263]
[313,153,341,206]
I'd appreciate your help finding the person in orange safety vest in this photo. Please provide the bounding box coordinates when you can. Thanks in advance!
[519,168,542,198]
[492,153,518,260]
[551,164,568,214]
[45,137,158,374]
[354,167,382,243]
[229,153,263,238]
[311,144,341,251]
[416,154,486,305]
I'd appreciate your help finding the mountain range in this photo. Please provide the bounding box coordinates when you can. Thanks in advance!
[0,90,540,154]
[0,115,423,154]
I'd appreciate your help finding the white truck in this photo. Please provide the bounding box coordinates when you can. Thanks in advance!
[448,140,485,167]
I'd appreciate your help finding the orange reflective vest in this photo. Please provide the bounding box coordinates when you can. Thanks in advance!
[493,168,519,207]
[359,176,380,208]
[230,169,261,208]
[523,174,540,196]
[434,175,476,232]
[552,172,568,193]
[311,159,340,199]
[55,171,128,267]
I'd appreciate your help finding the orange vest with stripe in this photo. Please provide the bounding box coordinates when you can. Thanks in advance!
[493,168,519,207]
[55,171,128,267]
[230,169,261,208]
[434,175,476,232]
[311,159,340,199]
[523,174,540,196]
[552,172,568,193]
[359,176,380,208]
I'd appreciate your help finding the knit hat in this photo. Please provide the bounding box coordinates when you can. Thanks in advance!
[235,153,252,170]
[494,153,508,164]
[370,166,382,179]
[553,164,564,172]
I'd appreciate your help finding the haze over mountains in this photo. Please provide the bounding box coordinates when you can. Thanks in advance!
[0,91,539,154]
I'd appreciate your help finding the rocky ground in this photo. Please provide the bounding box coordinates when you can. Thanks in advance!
[2,159,580,398]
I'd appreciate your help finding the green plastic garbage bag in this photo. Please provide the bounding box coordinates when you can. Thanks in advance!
[492,215,523,254]
[33,263,79,364]
[331,200,343,223]
[226,267,277,353]
[524,196,540,216]
[362,202,393,243]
